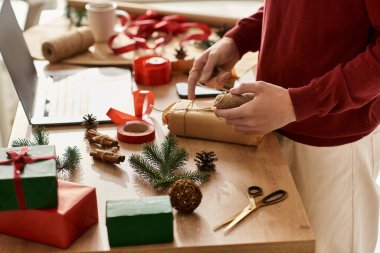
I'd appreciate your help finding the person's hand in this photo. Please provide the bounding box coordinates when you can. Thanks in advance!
[187,37,240,99]
[215,81,297,135]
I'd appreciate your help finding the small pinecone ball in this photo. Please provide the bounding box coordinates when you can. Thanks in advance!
[195,151,218,171]
[168,179,202,213]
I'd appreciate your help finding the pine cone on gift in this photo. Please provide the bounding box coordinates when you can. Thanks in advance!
[194,151,218,171]
[82,114,98,130]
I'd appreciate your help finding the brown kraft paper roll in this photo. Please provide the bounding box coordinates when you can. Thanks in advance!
[42,27,94,63]
[162,99,263,146]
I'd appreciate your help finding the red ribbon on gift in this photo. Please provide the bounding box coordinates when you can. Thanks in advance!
[0,146,56,210]
[108,10,211,55]
[106,89,155,125]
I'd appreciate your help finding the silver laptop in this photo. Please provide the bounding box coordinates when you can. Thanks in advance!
[0,0,134,125]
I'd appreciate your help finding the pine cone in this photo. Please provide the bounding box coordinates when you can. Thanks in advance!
[194,151,218,171]
[82,114,98,130]
[174,46,187,60]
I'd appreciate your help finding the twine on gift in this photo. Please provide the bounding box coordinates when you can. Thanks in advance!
[154,100,213,137]
[42,27,95,63]
[0,147,56,209]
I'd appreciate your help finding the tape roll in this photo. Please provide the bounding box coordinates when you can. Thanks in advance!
[117,120,155,144]
[133,56,171,86]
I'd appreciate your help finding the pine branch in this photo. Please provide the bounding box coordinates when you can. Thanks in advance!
[164,148,188,174]
[128,135,208,190]
[62,146,81,170]
[32,126,49,145]
[142,143,164,169]
[162,134,177,161]
[11,138,34,147]
[57,146,81,173]
[129,154,161,182]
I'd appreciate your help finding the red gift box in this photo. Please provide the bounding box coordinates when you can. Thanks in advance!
[0,180,98,249]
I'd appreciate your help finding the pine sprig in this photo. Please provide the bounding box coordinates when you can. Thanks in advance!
[11,138,34,147]
[32,126,49,145]
[57,146,81,173]
[11,126,49,147]
[129,154,161,180]
[129,135,209,190]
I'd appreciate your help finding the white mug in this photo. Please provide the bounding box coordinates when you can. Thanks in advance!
[85,1,130,43]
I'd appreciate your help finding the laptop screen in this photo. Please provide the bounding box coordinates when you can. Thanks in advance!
[0,0,37,123]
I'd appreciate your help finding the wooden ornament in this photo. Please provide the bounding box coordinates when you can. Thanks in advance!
[168,179,202,213]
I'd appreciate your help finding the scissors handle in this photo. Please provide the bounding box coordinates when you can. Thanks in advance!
[257,189,288,207]
[247,186,263,197]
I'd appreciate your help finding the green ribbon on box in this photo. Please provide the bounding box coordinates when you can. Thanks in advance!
[0,145,58,211]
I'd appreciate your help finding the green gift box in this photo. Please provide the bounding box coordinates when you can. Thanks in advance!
[0,145,58,211]
[106,195,173,247]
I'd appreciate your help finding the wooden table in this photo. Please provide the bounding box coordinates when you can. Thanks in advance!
[1,63,315,252]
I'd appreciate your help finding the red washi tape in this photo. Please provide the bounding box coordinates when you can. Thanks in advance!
[117,120,155,144]
[133,56,171,86]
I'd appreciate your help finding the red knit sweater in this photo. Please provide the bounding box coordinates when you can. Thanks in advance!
[225,1,380,146]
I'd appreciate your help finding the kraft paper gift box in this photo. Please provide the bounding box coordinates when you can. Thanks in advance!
[0,180,98,249]
[106,195,173,247]
[0,145,57,211]
[163,99,264,146]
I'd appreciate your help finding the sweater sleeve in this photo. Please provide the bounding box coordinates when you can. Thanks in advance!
[289,2,380,121]
[224,6,264,57]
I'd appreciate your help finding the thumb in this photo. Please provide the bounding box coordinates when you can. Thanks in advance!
[230,82,260,95]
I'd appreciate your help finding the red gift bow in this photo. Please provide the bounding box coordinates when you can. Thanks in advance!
[106,89,155,125]
[0,146,56,210]
[108,10,211,55]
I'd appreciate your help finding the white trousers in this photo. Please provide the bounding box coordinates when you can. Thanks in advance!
[278,128,380,253]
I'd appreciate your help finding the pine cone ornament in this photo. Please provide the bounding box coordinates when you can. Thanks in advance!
[195,151,218,171]
[168,179,202,213]
[82,114,98,130]
[174,46,187,60]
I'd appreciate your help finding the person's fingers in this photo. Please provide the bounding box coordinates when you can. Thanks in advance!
[230,82,261,95]
[187,54,208,99]
[225,117,251,126]
[232,125,259,135]
[216,71,232,85]
[199,52,218,83]
[215,106,249,120]
[187,69,202,99]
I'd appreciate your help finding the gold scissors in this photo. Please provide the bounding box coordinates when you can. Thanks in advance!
[213,186,288,233]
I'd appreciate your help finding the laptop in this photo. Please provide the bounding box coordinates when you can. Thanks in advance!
[0,0,134,125]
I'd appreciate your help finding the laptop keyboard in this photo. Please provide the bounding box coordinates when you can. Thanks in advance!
[45,76,90,117]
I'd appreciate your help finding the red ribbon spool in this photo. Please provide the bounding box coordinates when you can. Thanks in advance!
[133,56,171,86]
[117,120,155,144]
[107,89,156,144]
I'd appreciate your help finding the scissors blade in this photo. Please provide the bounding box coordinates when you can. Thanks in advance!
[213,209,242,231]
[247,192,256,209]
[223,204,254,233]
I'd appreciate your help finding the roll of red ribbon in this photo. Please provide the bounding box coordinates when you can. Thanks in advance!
[133,56,171,86]
[117,120,155,144]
